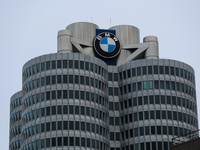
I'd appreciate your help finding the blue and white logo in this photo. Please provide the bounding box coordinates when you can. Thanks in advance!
[93,32,121,58]
[100,37,116,52]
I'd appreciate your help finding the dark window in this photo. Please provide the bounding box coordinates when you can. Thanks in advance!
[57,121,62,130]
[165,66,169,74]
[68,60,73,68]
[170,67,174,75]
[57,137,62,146]
[74,60,78,69]
[57,60,61,68]
[64,137,68,146]
[148,66,152,74]
[108,73,112,81]
[52,122,56,131]
[57,90,62,99]
[132,68,136,77]
[69,137,74,146]
[63,121,68,130]
[52,60,56,69]
[151,126,155,134]
[57,75,62,84]
[46,123,50,131]
[46,107,50,116]
[142,66,146,75]
[52,106,56,115]
[137,67,141,76]
[52,75,56,84]
[46,91,50,100]
[63,75,67,83]
[46,61,50,70]
[154,66,158,74]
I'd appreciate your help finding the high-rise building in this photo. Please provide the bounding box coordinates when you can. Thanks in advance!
[9,22,198,150]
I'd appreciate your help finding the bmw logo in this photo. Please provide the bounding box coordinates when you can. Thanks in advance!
[93,32,121,58]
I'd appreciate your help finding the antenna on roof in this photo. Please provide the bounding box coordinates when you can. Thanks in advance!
[91,17,92,23]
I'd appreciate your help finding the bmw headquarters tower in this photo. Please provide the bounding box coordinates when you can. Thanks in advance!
[9,22,198,150]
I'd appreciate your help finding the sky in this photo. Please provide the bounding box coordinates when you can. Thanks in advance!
[1,0,200,149]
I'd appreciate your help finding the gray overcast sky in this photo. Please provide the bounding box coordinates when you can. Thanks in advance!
[1,0,200,149]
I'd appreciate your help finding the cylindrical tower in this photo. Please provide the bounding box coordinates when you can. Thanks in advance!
[117,59,198,150]
[20,53,110,150]
[9,91,22,150]
[109,25,140,65]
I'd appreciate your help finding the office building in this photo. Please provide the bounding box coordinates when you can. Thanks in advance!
[9,22,198,150]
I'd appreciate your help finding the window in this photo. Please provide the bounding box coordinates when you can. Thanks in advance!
[52,138,56,146]
[58,137,62,146]
[41,77,45,86]
[52,106,56,115]
[69,106,73,114]
[57,121,62,130]
[41,108,45,117]
[46,123,50,131]
[63,60,67,68]
[41,62,45,71]
[142,66,146,75]
[143,81,147,90]
[137,67,141,76]
[148,66,152,74]
[52,122,56,131]
[137,82,141,90]
[41,123,45,132]
[57,60,61,68]
[109,87,113,95]
[52,60,56,69]
[154,80,159,89]
[74,60,78,69]
[57,75,62,83]
[80,61,84,69]
[149,81,153,89]
[46,107,50,116]
[160,81,164,89]
[52,75,56,84]
[75,121,79,130]
[36,63,40,72]
[154,66,158,74]
[57,90,62,99]
[46,61,50,70]
[108,73,112,81]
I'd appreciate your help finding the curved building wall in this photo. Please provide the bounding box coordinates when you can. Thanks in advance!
[9,91,23,150]
[117,59,198,150]
[21,53,109,150]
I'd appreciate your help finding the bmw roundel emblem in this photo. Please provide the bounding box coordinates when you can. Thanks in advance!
[93,32,121,58]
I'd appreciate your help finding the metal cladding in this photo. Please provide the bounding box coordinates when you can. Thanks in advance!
[9,22,198,150]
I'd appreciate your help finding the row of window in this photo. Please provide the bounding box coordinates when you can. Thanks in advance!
[11,97,22,110]
[23,90,108,110]
[23,75,107,94]
[120,110,197,127]
[22,121,109,139]
[122,126,190,140]
[119,80,196,98]
[118,96,197,113]
[121,141,172,150]
[23,105,108,124]
[23,60,107,80]
[119,66,195,84]
[10,111,22,124]
[10,140,21,150]
[10,125,21,139]
[18,137,108,150]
